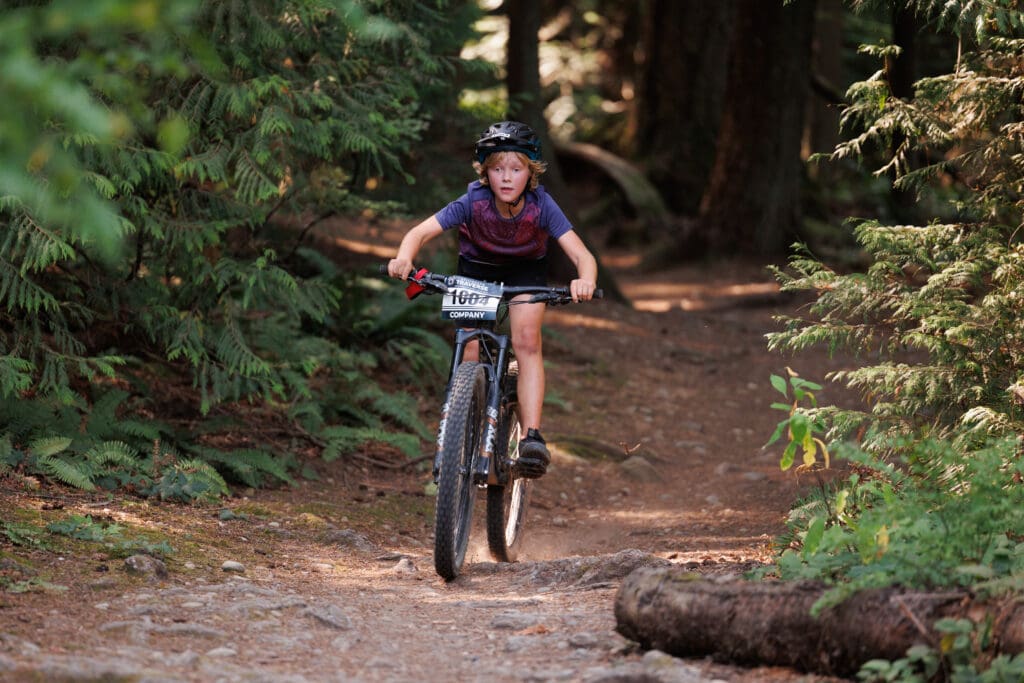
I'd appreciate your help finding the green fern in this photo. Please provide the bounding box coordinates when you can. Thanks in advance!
[1,0,481,499]
[152,458,230,502]
[188,446,294,488]
[29,437,73,458]
[36,454,96,491]
[320,425,421,462]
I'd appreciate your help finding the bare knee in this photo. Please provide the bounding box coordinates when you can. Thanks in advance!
[512,329,542,359]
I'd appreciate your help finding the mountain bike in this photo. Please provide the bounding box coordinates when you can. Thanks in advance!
[382,266,601,580]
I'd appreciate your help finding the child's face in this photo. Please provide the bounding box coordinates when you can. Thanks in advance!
[485,152,530,205]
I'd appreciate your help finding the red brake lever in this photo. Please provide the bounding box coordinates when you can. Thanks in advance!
[405,268,430,299]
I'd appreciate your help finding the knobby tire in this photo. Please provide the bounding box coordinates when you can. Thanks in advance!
[486,392,529,562]
[434,362,486,581]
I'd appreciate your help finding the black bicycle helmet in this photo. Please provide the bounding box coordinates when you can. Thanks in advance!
[474,121,542,162]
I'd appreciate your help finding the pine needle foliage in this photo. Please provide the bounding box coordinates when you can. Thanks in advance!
[762,9,1024,674]
[770,1,1024,456]
[0,0,478,496]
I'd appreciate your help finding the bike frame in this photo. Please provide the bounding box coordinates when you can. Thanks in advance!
[448,326,511,487]
[436,284,558,488]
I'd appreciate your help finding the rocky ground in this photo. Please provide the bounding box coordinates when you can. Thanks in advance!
[0,224,857,682]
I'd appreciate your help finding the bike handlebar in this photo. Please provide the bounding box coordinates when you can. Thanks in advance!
[377,264,603,305]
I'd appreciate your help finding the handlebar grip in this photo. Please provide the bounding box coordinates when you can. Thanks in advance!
[594,289,604,299]
[378,264,388,276]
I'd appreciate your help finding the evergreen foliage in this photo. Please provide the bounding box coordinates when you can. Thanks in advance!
[771,0,1024,455]
[766,2,1024,676]
[0,0,474,495]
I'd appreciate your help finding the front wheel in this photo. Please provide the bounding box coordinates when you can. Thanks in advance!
[434,362,487,581]
[486,401,529,562]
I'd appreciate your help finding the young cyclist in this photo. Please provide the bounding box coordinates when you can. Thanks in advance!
[387,120,598,478]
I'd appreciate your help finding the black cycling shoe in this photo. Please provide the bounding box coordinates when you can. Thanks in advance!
[516,428,550,479]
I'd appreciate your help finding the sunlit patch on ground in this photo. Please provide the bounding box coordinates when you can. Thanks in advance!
[624,280,781,312]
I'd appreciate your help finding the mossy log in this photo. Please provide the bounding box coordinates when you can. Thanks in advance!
[614,566,1024,678]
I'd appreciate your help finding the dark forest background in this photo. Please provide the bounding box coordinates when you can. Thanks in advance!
[6,9,1024,672]
[9,0,938,496]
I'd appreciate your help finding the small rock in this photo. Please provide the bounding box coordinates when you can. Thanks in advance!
[205,646,237,657]
[321,529,377,552]
[490,612,539,630]
[714,462,738,476]
[124,554,168,579]
[303,605,353,630]
[618,455,660,483]
[393,558,417,575]
[221,561,245,573]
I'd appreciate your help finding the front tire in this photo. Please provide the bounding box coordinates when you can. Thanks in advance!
[434,362,487,581]
[486,401,529,562]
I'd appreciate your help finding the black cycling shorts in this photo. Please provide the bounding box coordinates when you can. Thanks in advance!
[457,256,548,287]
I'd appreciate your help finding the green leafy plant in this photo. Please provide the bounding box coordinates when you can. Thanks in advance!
[46,515,123,543]
[107,539,175,559]
[1,1,476,496]
[859,618,1024,682]
[770,9,1024,456]
[0,521,48,549]
[765,370,830,471]
[771,437,1024,613]
[42,513,174,559]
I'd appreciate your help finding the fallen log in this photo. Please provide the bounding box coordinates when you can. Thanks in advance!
[614,566,1024,678]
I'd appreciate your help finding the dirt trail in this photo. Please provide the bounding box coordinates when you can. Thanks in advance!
[0,226,854,682]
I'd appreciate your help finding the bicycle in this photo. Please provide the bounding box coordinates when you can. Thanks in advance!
[381,265,602,580]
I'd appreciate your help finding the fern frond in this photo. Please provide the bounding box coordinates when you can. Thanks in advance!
[37,454,96,491]
[190,446,293,488]
[320,425,421,462]
[83,441,139,469]
[29,436,73,458]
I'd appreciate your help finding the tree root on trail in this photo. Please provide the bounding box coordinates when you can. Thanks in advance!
[549,434,636,462]
[614,566,1024,678]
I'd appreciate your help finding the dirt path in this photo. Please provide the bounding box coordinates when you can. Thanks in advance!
[0,231,854,682]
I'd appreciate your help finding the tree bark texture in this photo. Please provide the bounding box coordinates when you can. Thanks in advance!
[806,0,843,160]
[697,0,817,258]
[504,0,623,299]
[636,0,736,216]
[615,567,1024,678]
[887,5,921,223]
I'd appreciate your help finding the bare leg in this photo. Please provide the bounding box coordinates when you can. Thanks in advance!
[461,337,479,363]
[508,298,545,431]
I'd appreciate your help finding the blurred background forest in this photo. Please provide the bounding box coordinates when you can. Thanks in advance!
[9,3,1024,676]
[2,0,1023,541]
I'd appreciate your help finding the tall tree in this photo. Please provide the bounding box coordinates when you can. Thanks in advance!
[806,0,844,161]
[887,4,920,222]
[504,0,621,295]
[696,0,818,257]
[634,0,737,216]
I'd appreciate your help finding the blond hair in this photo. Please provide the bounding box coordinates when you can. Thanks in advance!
[473,151,547,191]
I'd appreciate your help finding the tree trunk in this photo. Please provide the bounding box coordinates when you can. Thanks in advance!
[806,0,843,161]
[504,0,624,300]
[615,567,1024,678]
[887,4,920,223]
[635,0,736,216]
[696,0,817,258]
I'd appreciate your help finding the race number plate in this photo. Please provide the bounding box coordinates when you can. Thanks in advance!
[441,276,502,322]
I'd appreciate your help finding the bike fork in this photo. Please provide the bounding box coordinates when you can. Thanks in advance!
[473,368,501,487]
